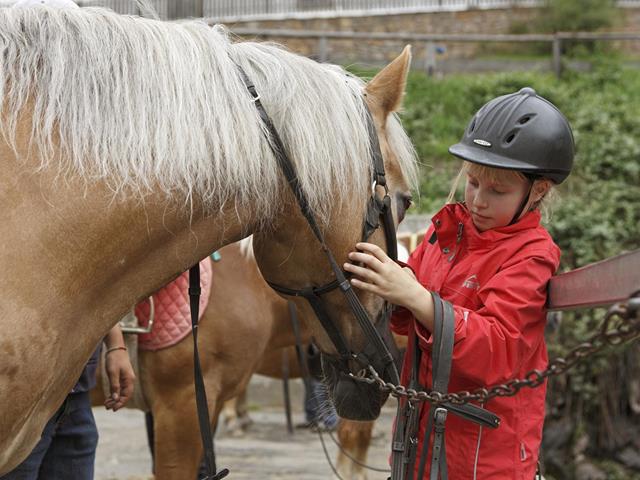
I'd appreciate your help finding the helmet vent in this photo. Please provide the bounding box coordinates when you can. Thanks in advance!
[504,131,518,145]
[469,119,477,133]
[518,114,535,125]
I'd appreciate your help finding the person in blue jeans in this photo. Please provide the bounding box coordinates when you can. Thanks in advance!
[303,378,339,431]
[299,343,339,431]
[0,324,135,480]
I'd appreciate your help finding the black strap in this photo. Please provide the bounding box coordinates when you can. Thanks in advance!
[299,289,352,360]
[430,407,448,480]
[289,301,309,378]
[290,301,315,397]
[381,194,397,261]
[509,177,534,225]
[416,293,447,480]
[428,299,453,480]
[433,298,454,393]
[281,347,293,434]
[189,266,229,480]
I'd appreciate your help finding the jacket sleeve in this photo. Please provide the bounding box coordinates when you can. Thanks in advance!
[436,250,558,386]
[390,228,431,337]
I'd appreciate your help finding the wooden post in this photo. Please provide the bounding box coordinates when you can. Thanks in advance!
[425,41,437,76]
[552,35,562,78]
[318,36,328,63]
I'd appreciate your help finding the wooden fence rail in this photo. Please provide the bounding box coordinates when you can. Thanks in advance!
[548,249,640,311]
[70,0,640,21]
[229,28,640,77]
[4,0,639,20]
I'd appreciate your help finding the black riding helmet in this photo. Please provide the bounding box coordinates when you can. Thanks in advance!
[449,87,574,184]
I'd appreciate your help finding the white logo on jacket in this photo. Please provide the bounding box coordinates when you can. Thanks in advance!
[462,274,480,290]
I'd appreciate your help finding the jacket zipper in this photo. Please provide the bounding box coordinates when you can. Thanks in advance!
[473,403,485,480]
[447,222,464,263]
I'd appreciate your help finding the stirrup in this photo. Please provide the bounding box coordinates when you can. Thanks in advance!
[202,468,230,480]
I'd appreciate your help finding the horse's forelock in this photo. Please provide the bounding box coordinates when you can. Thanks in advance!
[0,7,416,224]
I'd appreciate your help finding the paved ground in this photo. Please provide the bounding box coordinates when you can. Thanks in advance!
[95,375,396,480]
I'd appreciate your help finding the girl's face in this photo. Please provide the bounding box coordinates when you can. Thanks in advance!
[464,170,530,232]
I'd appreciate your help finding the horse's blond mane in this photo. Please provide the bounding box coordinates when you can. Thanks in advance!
[0,7,417,222]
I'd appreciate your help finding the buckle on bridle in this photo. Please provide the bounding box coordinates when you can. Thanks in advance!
[371,179,389,196]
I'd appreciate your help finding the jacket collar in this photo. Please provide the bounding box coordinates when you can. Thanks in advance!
[431,203,541,250]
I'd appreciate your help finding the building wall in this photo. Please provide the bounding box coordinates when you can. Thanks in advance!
[220,7,640,67]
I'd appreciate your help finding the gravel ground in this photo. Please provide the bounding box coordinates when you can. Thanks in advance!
[94,375,396,480]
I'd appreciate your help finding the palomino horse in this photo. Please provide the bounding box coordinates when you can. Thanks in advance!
[93,238,377,480]
[93,239,313,479]
[0,6,417,473]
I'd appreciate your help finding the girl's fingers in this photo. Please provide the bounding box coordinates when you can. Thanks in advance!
[355,242,390,262]
[349,277,380,294]
[349,252,382,270]
[344,262,378,282]
[347,251,382,269]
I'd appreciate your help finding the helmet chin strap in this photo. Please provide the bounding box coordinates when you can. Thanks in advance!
[509,176,536,225]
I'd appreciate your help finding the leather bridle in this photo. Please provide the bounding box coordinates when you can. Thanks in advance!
[238,67,401,387]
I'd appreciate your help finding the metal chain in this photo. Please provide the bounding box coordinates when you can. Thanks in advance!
[353,295,640,406]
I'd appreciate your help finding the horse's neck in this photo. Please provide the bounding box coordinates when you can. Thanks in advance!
[5,168,252,327]
[0,137,256,472]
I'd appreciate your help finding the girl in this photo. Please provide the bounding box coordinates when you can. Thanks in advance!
[344,87,574,479]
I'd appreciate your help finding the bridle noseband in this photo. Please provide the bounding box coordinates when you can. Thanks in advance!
[238,67,401,386]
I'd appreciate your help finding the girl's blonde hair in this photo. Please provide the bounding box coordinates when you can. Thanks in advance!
[447,161,557,222]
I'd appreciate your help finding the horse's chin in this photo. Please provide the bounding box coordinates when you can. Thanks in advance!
[321,354,387,421]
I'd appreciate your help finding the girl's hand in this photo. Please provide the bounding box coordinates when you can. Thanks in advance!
[344,242,420,308]
[104,348,135,412]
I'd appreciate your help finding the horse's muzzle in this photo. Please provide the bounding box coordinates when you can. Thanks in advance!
[320,353,390,421]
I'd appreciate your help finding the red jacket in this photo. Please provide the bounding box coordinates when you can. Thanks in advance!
[391,203,560,480]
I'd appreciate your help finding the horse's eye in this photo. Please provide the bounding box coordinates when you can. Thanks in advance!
[396,192,413,224]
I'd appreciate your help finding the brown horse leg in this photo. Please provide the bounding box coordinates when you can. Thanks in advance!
[336,419,375,480]
[150,388,204,480]
[234,388,252,429]
[140,341,223,480]
[222,388,252,437]
[221,397,239,433]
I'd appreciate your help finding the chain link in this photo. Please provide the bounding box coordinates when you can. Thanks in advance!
[355,296,640,406]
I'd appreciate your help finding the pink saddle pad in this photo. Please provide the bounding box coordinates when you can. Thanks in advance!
[136,257,212,351]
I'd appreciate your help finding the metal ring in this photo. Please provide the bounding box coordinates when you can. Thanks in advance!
[371,180,389,196]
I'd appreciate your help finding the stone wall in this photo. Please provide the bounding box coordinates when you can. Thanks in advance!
[220,7,640,69]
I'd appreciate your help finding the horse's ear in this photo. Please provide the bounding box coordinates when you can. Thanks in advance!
[365,45,412,117]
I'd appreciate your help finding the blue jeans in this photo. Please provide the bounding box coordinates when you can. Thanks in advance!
[1,391,98,480]
[304,378,338,428]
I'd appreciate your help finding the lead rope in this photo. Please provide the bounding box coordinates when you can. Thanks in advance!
[189,265,229,480]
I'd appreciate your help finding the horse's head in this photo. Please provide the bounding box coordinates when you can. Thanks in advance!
[253,47,417,421]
